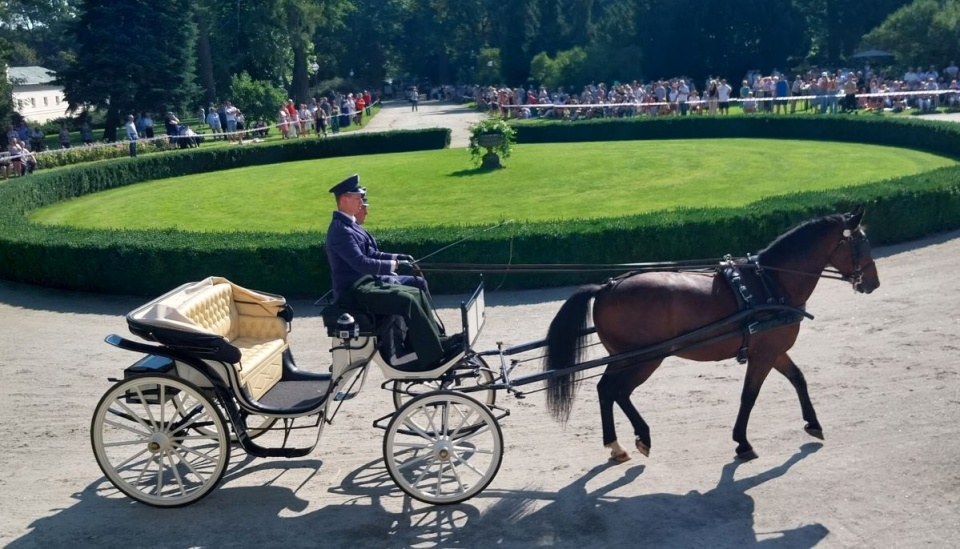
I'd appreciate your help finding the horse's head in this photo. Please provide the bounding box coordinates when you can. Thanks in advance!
[829,205,880,294]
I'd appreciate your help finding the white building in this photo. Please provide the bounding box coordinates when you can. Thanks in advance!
[8,66,69,123]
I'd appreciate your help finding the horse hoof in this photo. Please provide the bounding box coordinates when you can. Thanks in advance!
[737,449,759,461]
[636,442,650,457]
[805,427,825,440]
[610,450,632,463]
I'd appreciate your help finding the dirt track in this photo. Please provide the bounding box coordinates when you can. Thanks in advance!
[1,101,958,548]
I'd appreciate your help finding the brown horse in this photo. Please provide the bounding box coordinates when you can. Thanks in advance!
[543,206,880,462]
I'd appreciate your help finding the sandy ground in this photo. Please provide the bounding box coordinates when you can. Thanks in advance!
[1,102,958,548]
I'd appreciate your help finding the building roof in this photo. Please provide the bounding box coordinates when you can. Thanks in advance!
[7,66,56,86]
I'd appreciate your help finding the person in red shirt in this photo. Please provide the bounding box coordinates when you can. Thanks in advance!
[355,95,366,125]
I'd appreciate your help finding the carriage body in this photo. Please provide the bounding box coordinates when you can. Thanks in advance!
[90,276,498,508]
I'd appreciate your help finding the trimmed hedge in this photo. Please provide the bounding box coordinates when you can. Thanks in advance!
[1,117,959,297]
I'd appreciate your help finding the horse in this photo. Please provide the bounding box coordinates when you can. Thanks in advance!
[543,206,880,462]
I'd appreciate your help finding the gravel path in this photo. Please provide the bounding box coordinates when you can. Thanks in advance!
[1,106,958,548]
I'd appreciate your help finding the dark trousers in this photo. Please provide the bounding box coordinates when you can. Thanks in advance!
[340,276,443,366]
[129,141,137,157]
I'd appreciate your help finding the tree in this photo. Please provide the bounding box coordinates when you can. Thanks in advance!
[59,0,199,141]
[229,71,286,122]
[861,0,960,69]
[0,0,79,72]
[0,21,14,137]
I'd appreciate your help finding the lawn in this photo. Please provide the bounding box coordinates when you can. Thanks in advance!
[30,139,956,232]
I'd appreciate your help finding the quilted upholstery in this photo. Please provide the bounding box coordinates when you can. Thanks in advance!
[180,284,240,340]
[179,282,288,400]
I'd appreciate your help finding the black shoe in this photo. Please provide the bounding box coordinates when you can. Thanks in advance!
[440,335,464,355]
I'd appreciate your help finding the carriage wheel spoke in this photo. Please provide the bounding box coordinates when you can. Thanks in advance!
[446,455,467,493]
[170,443,209,483]
[103,417,152,439]
[401,417,437,441]
[152,453,164,495]
[164,451,188,497]
[131,387,159,429]
[411,456,438,487]
[392,441,431,450]
[172,441,221,467]
[115,399,155,432]
[451,451,485,477]
[397,452,433,472]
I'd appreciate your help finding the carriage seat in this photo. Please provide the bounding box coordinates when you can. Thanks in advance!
[320,303,378,337]
[127,277,290,401]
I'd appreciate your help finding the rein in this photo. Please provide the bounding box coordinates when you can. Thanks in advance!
[413,258,729,274]
[411,229,872,287]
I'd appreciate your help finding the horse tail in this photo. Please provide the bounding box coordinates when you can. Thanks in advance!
[544,283,602,423]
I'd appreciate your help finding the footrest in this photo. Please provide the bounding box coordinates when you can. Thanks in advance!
[258,378,332,410]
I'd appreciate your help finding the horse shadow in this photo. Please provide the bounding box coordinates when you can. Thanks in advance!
[7,443,826,548]
[473,442,828,547]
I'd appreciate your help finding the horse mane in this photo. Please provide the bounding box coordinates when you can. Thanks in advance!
[756,213,846,266]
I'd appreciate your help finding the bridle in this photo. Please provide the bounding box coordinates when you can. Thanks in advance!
[825,228,875,288]
[752,227,874,289]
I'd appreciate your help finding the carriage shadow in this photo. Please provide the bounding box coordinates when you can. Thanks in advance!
[7,442,825,548]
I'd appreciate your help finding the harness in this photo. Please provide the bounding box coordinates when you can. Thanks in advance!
[719,255,808,364]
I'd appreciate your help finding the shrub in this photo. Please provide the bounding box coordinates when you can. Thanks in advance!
[2,117,960,297]
[229,72,288,123]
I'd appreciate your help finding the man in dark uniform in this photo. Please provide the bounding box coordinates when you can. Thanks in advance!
[325,174,462,369]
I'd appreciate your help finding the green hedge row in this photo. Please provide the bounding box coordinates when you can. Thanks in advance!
[0,129,449,295]
[512,114,960,158]
[1,117,959,297]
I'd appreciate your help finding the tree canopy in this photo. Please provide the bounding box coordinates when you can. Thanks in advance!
[4,0,958,133]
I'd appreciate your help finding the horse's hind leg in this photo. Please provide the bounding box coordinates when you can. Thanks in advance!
[773,352,823,440]
[598,360,662,462]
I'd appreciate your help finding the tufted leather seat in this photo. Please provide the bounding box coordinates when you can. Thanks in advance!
[178,283,287,400]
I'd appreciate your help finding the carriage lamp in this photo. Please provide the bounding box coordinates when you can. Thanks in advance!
[337,313,359,339]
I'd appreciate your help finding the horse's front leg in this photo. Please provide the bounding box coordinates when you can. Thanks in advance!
[773,352,823,439]
[733,357,774,461]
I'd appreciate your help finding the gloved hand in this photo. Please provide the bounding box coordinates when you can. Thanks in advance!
[397,260,414,272]
[397,254,416,263]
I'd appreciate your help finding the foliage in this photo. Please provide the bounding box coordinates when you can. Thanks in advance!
[4,117,960,296]
[59,0,199,141]
[861,0,960,69]
[33,140,182,168]
[467,115,517,167]
[229,72,288,123]
[0,40,13,136]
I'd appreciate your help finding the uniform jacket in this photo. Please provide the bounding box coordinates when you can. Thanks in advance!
[326,211,398,299]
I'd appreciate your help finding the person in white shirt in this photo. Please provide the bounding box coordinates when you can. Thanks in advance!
[125,115,138,158]
[206,105,222,140]
[224,101,238,137]
[718,79,732,114]
[677,80,690,115]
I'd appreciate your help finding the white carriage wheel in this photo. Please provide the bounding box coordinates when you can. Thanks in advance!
[383,391,503,505]
[180,394,277,442]
[391,356,496,410]
[90,375,230,507]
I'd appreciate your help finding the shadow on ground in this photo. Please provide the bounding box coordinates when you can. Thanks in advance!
[9,443,826,548]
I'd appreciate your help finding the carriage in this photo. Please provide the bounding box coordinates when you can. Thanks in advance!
[90,207,879,507]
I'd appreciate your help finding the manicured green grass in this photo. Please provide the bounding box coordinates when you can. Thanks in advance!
[30,138,955,232]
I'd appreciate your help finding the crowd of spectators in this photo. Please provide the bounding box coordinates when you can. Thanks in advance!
[271,90,377,140]
[467,62,960,120]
